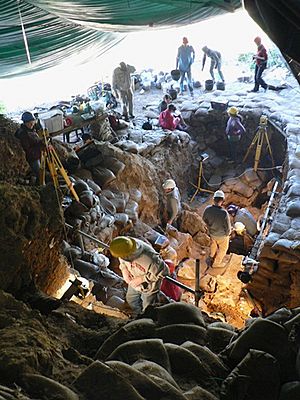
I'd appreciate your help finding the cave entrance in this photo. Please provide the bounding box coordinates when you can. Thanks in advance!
[178,111,286,328]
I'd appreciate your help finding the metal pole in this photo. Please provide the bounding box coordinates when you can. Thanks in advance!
[195,259,201,307]
[164,276,196,294]
[65,223,109,249]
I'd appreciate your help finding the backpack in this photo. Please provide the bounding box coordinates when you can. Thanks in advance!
[142,118,152,130]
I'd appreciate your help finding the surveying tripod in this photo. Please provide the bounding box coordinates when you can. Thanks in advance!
[243,115,274,172]
[39,130,79,202]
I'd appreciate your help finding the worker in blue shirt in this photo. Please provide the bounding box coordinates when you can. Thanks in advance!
[176,37,195,98]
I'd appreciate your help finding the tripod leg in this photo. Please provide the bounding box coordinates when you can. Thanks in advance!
[264,130,275,167]
[190,161,202,203]
[39,152,46,185]
[254,131,264,171]
[243,132,258,164]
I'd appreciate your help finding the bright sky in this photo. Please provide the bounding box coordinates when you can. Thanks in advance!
[0,9,274,113]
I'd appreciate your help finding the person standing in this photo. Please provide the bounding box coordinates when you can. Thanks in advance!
[162,178,182,228]
[15,112,45,180]
[109,236,169,316]
[225,106,246,164]
[202,46,225,83]
[249,36,283,93]
[203,190,231,274]
[112,61,136,121]
[176,37,195,97]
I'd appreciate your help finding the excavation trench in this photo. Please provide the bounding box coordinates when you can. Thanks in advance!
[48,109,288,328]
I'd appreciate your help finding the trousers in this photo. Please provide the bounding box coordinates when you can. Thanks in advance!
[210,235,230,268]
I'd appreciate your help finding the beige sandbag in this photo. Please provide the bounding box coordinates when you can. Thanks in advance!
[114,213,129,227]
[184,386,218,400]
[164,343,219,395]
[99,195,116,215]
[156,324,207,346]
[95,318,156,361]
[73,361,143,400]
[106,360,185,400]
[22,373,79,400]
[132,359,180,389]
[107,338,171,372]
[156,302,205,327]
[181,342,229,378]
[102,156,125,176]
[92,167,116,188]
[110,197,126,213]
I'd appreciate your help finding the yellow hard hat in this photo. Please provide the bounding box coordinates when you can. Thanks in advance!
[228,106,238,116]
[109,236,137,258]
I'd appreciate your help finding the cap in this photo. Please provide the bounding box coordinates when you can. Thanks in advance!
[162,179,176,190]
[21,112,35,123]
[234,222,246,234]
[227,204,239,215]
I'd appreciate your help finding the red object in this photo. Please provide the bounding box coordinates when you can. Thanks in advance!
[255,44,268,66]
[159,109,179,130]
[64,116,73,128]
[161,272,182,301]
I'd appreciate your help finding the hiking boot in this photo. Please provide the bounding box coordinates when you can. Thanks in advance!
[248,89,258,93]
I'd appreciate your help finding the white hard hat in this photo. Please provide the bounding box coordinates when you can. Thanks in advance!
[162,179,176,190]
[213,190,225,199]
[234,222,245,234]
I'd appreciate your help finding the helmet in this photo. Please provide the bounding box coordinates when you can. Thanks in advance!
[213,190,225,199]
[162,179,176,190]
[164,259,175,274]
[227,204,239,216]
[228,106,238,116]
[109,236,137,258]
[21,111,35,123]
[234,222,246,234]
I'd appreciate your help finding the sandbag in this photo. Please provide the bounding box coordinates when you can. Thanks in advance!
[110,197,126,213]
[86,179,101,195]
[132,359,179,389]
[114,213,129,227]
[228,318,294,380]
[181,342,229,378]
[129,188,142,203]
[101,156,126,176]
[95,319,157,361]
[107,339,171,372]
[156,302,206,327]
[106,360,185,400]
[164,343,219,394]
[21,373,79,400]
[64,201,88,218]
[79,190,94,209]
[99,195,116,215]
[184,386,219,400]
[207,326,237,354]
[221,349,280,400]
[279,382,300,400]
[73,259,100,279]
[92,167,116,188]
[265,307,293,324]
[156,324,207,346]
[73,361,144,400]
[73,179,90,195]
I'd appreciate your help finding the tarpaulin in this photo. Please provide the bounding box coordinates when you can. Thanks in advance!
[0,0,242,78]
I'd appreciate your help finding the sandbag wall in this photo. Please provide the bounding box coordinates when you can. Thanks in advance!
[248,124,300,313]
[2,297,300,400]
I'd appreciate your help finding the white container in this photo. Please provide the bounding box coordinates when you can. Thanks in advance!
[39,109,64,133]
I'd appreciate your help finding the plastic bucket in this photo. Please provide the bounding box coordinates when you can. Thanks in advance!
[171,69,181,81]
[205,80,214,91]
[216,81,225,90]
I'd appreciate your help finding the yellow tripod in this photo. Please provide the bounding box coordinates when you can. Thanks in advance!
[190,158,214,203]
[243,115,274,172]
[39,130,79,202]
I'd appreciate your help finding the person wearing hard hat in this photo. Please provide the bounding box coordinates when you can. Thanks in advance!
[109,236,169,315]
[225,106,246,164]
[227,204,258,237]
[203,190,231,273]
[228,222,254,256]
[15,111,45,179]
[162,179,182,228]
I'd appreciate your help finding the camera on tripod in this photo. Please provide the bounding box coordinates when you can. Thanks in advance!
[237,256,259,284]
[258,114,268,128]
